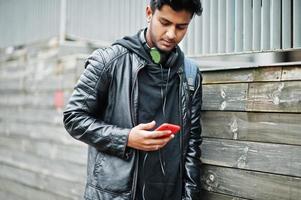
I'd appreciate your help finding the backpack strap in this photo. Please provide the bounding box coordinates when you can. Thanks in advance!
[184,58,198,92]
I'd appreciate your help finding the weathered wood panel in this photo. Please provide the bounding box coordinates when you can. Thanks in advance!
[201,165,301,200]
[202,68,254,84]
[247,81,301,112]
[202,83,248,111]
[282,66,301,81]
[0,121,83,147]
[201,138,301,177]
[203,81,301,112]
[0,163,84,199]
[0,42,87,200]
[0,177,74,200]
[0,91,72,109]
[0,190,24,200]
[0,148,86,183]
[202,190,248,200]
[0,135,87,165]
[252,66,282,82]
[201,111,301,145]
[200,64,301,199]
[202,66,283,84]
[0,107,63,125]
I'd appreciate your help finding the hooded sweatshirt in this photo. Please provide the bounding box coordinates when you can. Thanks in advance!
[114,29,184,200]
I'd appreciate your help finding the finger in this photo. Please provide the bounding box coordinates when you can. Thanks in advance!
[149,130,172,139]
[143,145,162,152]
[143,135,174,146]
[137,121,156,130]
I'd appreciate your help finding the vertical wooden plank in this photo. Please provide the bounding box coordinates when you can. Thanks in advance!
[194,11,203,55]
[59,0,67,44]
[270,0,281,49]
[226,0,235,53]
[180,34,188,54]
[202,0,211,54]
[235,0,243,52]
[187,18,195,55]
[210,0,218,53]
[252,0,261,51]
[243,0,252,51]
[261,0,271,50]
[217,0,226,53]
[293,0,301,47]
[282,0,292,49]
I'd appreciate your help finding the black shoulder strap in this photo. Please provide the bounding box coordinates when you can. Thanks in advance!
[184,58,198,92]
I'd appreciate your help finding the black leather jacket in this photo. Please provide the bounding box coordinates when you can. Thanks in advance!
[63,44,203,200]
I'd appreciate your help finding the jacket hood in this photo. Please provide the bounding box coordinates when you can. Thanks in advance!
[114,29,185,68]
[113,29,152,63]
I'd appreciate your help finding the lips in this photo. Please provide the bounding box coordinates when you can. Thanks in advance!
[161,40,175,48]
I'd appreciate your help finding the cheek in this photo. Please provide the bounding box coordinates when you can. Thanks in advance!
[176,30,188,42]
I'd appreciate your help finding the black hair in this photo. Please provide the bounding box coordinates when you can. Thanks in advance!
[150,0,203,17]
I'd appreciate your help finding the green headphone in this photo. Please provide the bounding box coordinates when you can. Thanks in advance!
[149,47,161,64]
[139,29,178,66]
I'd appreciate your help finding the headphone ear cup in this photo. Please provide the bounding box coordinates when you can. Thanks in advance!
[165,51,178,68]
[150,47,161,64]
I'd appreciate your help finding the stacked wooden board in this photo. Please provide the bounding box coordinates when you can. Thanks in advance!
[200,65,301,200]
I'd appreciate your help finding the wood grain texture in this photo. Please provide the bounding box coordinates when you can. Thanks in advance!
[0,163,84,199]
[0,121,83,146]
[0,177,77,200]
[201,165,301,200]
[0,190,24,200]
[202,68,253,84]
[0,148,86,183]
[282,66,301,81]
[0,135,87,165]
[201,111,301,145]
[202,83,248,111]
[0,91,72,109]
[202,190,248,200]
[201,138,301,177]
[247,81,301,112]
[253,66,282,82]
[202,66,283,84]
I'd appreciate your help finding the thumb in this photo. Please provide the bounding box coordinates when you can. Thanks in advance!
[137,121,156,130]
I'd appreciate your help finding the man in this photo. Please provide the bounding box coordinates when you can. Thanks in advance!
[63,0,203,199]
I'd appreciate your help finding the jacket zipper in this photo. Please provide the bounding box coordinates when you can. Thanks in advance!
[130,63,144,200]
[178,70,184,188]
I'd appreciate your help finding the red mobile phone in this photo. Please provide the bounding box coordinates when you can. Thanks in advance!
[155,123,181,138]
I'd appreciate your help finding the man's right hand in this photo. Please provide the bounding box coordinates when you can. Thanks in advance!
[127,121,175,151]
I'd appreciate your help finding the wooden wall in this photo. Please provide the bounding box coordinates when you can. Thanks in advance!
[0,41,89,200]
[1,42,301,200]
[200,66,301,200]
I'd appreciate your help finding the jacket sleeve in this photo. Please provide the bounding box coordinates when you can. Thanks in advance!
[63,49,131,159]
[183,70,203,200]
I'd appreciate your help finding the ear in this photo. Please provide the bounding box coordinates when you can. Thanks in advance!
[146,5,153,21]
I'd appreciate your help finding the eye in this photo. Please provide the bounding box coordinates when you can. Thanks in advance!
[160,19,170,26]
[177,25,188,30]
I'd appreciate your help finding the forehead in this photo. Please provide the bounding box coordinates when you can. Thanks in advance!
[154,4,192,24]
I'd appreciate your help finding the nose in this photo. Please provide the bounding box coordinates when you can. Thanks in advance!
[166,26,176,40]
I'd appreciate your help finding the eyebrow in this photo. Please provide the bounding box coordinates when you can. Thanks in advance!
[160,17,189,26]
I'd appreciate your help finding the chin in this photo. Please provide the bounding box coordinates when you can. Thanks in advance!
[158,45,175,53]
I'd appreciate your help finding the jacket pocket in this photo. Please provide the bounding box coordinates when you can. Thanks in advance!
[92,151,135,193]
[93,152,105,177]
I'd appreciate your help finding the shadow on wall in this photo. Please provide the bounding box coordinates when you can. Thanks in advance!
[193,49,301,70]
